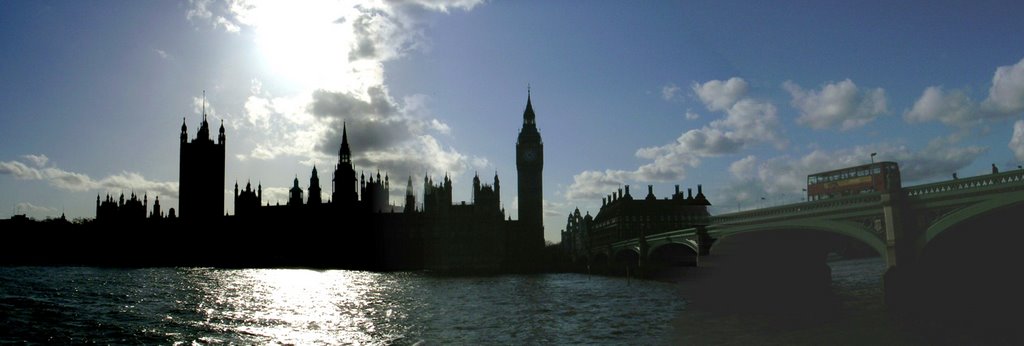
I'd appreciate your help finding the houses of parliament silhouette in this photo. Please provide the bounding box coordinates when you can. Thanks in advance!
[90,91,546,272]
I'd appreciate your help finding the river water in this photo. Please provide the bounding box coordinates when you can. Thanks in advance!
[0,257,1014,344]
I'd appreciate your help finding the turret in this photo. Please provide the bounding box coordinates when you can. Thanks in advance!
[404,176,416,213]
[218,120,226,145]
[288,175,304,206]
[308,165,322,205]
[180,117,188,143]
[493,172,500,197]
[473,172,481,199]
[152,196,162,219]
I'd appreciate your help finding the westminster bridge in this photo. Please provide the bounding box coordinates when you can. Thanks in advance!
[576,169,1024,306]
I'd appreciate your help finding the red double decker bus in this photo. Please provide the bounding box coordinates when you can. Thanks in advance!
[806,162,901,201]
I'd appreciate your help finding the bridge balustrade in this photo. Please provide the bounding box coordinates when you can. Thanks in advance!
[905,170,1024,198]
[709,193,882,224]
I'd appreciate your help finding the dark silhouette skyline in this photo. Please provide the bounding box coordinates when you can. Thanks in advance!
[2,91,551,273]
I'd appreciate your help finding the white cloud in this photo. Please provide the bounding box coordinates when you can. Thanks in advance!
[784,79,887,131]
[708,141,987,214]
[684,110,700,120]
[982,57,1024,115]
[651,78,784,157]
[662,83,681,101]
[15,202,58,218]
[153,48,171,60]
[0,155,177,198]
[1010,120,1024,161]
[401,0,483,13]
[565,77,783,201]
[543,199,568,219]
[0,160,42,180]
[307,87,467,176]
[692,77,748,112]
[904,86,976,126]
[187,0,482,182]
[565,170,631,201]
[259,186,290,206]
[565,140,704,201]
[905,57,1024,127]
[186,0,241,33]
[21,154,49,168]
[729,155,758,180]
[191,94,235,127]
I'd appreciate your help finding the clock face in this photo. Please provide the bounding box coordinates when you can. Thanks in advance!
[523,150,536,161]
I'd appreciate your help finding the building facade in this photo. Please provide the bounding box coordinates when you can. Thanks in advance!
[178,101,225,220]
[562,184,711,260]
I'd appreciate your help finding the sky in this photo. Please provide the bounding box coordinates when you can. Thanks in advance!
[2,1,1024,243]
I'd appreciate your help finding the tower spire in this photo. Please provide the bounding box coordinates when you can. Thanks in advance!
[202,90,206,122]
[523,87,536,126]
[339,122,351,163]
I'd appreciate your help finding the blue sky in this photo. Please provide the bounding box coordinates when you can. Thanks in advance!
[2,1,1024,242]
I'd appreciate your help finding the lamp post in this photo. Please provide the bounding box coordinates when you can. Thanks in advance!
[870,152,877,164]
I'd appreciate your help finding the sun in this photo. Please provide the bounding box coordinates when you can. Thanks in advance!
[243,0,359,92]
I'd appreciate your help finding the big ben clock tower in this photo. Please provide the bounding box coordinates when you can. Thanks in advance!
[516,89,544,254]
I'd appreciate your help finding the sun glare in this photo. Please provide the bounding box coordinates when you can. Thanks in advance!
[244,1,358,92]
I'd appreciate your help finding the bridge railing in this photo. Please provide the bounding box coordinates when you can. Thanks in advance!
[905,169,1024,198]
[709,193,882,225]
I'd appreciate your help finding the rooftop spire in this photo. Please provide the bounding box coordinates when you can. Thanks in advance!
[523,86,535,125]
[339,122,351,163]
[196,91,211,140]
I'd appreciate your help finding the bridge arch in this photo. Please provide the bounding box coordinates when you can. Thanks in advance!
[648,239,699,255]
[915,193,1024,255]
[709,219,887,259]
[610,247,640,276]
[648,242,698,266]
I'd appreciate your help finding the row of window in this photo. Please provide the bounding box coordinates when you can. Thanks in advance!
[808,167,882,185]
[807,188,877,201]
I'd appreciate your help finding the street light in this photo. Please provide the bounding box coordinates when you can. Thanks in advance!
[870,152,877,164]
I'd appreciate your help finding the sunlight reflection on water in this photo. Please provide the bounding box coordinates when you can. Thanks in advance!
[1,268,685,344]
[190,269,400,344]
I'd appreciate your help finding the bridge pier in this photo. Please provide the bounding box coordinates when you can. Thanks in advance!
[637,238,649,277]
